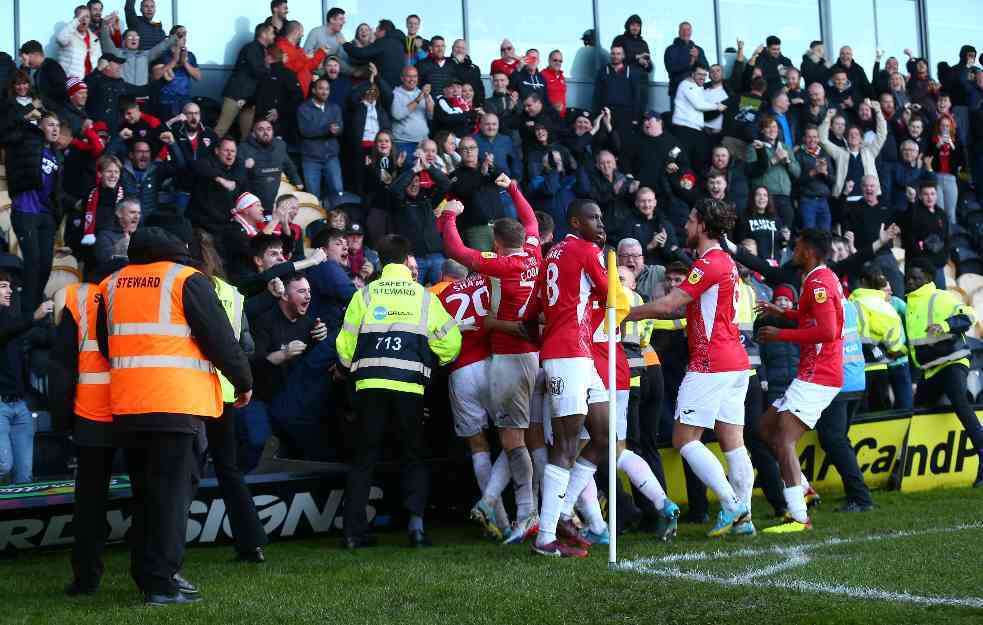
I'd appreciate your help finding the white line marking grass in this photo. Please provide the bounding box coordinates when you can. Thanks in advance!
[617,522,983,609]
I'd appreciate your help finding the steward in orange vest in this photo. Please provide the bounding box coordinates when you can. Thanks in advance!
[49,258,124,597]
[94,220,253,605]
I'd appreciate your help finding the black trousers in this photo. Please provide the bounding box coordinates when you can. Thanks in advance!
[914,364,983,452]
[122,431,197,595]
[816,398,872,505]
[343,389,428,539]
[70,445,117,590]
[203,406,267,554]
[673,125,711,176]
[863,368,892,412]
[627,365,666,491]
[10,211,55,313]
[744,376,786,514]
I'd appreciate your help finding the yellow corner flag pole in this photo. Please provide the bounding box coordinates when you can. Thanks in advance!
[606,250,619,565]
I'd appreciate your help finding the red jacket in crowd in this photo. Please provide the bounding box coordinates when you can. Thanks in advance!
[541,67,567,116]
[276,38,327,98]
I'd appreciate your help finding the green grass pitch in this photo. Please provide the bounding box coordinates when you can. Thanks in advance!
[3,487,982,624]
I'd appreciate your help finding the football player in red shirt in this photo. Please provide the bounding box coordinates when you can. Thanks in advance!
[531,199,609,558]
[756,229,844,533]
[438,177,542,544]
[432,260,508,536]
[626,199,753,537]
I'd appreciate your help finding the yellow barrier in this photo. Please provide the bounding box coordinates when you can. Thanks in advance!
[900,411,983,491]
[655,411,979,504]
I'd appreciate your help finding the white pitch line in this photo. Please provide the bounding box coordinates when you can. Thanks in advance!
[736,550,810,581]
[622,521,983,566]
[616,522,983,609]
[621,564,983,609]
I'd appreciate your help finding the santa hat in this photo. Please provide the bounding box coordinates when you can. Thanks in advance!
[66,76,87,98]
[233,192,262,214]
[773,284,796,303]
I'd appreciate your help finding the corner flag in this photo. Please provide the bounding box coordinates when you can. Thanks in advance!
[605,250,626,565]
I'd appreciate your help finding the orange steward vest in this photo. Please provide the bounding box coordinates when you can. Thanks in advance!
[100,262,222,418]
[64,283,111,422]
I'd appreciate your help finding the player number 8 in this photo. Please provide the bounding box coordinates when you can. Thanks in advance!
[546,263,560,306]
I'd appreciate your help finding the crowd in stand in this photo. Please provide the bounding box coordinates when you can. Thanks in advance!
[0,1,981,529]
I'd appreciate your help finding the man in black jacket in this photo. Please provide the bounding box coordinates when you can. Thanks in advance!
[125,0,166,51]
[216,23,275,139]
[238,119,303,214]
[417,36,455,96]
[6,114,64,313]
[629,112,693,236]
[18,40,68,112]
[84,53,155,137]
[448,135,509,250]
[831,46,873,101]
[390,156,450,281]
[753,35,794,94]
[164,101,219,210]
[189,137,247,236]
[96,221,252,605]
[664,22,709,101]
[253,45,304,147]
[450,39,485,106]
[343,20,406,88]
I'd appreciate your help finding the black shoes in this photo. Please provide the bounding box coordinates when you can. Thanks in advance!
[408,529,432,548]
[342,534,378,550]
[236,547,266,564]
[145,591,202,606]
[64,580,98,597]
[834,500,875,513]
[172,573,198,595]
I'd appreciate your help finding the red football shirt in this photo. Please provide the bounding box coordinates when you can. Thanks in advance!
[777,265,845,387]
[589,298,630,390]
[438,182,541,354]
[540,234,609,360]
[677,246,750,373]
[436,274,492,371]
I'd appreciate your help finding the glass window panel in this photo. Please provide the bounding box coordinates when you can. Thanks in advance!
[926,0,983,69]
[718,0,821,77]
[177,0,320,66]
[875,0,920,67]
[830,0,877,75]
[1,0,13,57]
[336,2,463,56]
[467,0,591,80]
[596,1,717,83]
[20,0,173,58]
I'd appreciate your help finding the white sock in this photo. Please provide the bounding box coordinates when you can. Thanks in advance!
[536,464,570,546]
[494,499,510,530]
[471,451,492,491]
[784,485,809,523]
[576,477,607,534]
[481,452,511,504]
[679,441,742,513]
[561,458,597,518]
[723,447,755,517]
[799,473,811,492]
[618,449,667,511]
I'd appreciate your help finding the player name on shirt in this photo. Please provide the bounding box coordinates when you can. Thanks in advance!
[437,273,492,371]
